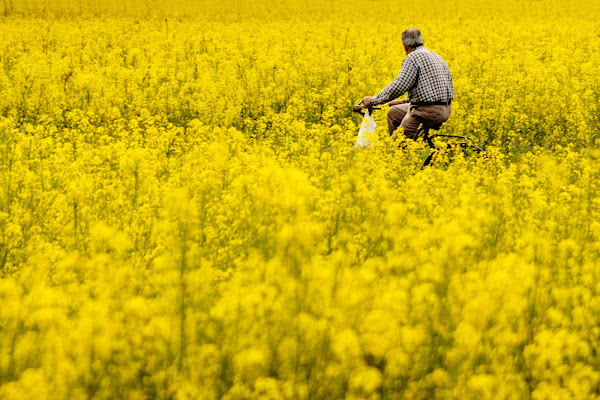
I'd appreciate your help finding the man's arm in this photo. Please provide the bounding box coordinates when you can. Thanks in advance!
[370,58,419,106]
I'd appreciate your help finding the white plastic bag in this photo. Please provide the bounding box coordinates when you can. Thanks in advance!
[355,109,376,149]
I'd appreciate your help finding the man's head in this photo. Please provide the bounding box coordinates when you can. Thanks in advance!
[402,28,424,54]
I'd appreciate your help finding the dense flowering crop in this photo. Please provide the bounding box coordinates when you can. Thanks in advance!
[2,0,600,399]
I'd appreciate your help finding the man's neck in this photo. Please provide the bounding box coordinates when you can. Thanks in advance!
[407,45,424,54]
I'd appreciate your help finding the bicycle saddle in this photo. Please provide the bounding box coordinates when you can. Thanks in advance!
[427,122,443,131]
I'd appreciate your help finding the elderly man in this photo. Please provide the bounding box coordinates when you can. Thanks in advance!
[362,28,454,140]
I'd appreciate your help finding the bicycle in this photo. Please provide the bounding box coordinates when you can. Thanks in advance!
[352,102,484,168]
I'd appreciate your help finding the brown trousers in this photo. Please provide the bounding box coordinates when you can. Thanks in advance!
[387,103,452,139]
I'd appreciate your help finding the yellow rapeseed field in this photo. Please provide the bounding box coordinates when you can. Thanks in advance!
[2,0,600,399]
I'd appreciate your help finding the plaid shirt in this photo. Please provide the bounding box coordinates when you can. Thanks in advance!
[372,46,454,106]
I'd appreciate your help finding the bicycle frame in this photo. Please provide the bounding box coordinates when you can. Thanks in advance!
[353,102,484,167]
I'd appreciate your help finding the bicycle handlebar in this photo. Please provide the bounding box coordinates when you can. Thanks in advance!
[353,103,381,113]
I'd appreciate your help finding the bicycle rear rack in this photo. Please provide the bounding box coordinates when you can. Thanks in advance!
[418,124,484,153]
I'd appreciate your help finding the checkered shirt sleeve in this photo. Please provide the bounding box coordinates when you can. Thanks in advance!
[372,47,454,106]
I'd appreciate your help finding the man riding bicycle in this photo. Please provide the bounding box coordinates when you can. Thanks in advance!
[361,28,454,140]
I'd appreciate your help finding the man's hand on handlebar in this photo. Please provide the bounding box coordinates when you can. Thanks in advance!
[353,100,381,113]
[361,96,373,108]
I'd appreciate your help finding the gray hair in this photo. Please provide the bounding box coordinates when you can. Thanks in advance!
[402,28,424,48]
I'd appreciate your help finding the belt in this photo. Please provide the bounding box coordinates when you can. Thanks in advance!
[412,100,452,106]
